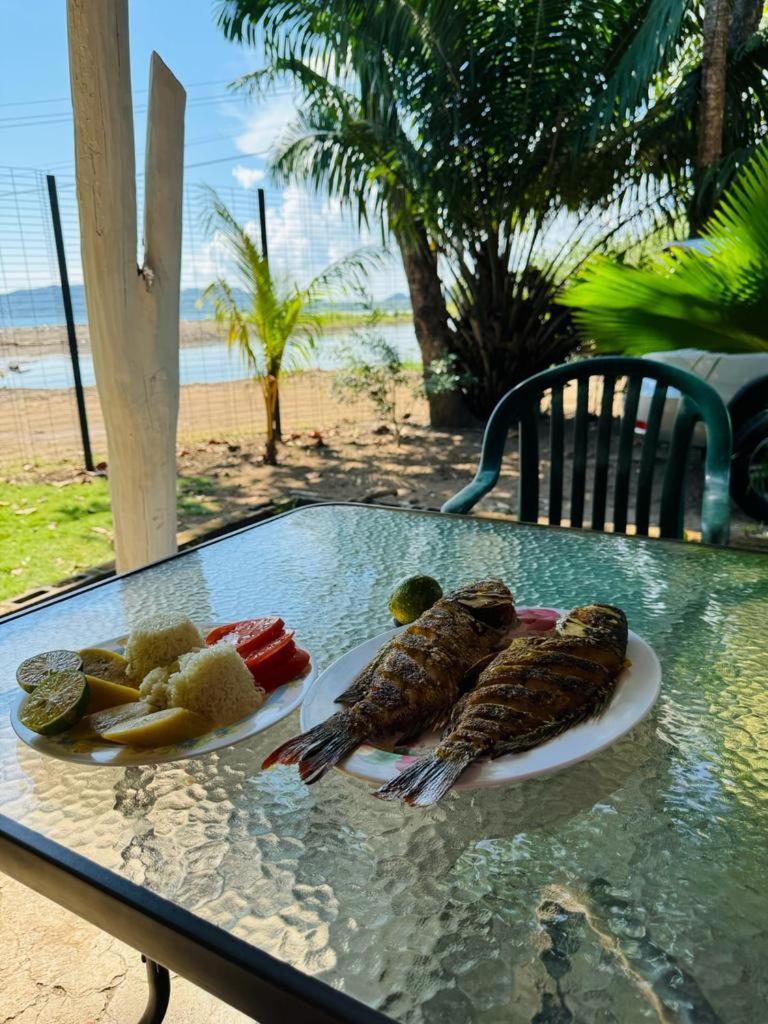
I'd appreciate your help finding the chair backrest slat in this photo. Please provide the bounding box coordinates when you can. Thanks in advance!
[659,398,699,538]
[592,375,616,530]
[613,376,642,534]
[518,406,540,522]
[635,383,668,535]
[441,356,732,545]
[548,384,565,526]
[570,379,589,528]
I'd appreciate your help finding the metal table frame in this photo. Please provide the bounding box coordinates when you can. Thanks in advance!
[0,505,412,1023]
[2,503,758,1021]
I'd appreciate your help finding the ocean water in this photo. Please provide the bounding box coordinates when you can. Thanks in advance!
[0,321,420,390]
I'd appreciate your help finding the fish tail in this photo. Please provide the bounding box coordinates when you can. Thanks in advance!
[375,750,472,806]
[262,713,365,783]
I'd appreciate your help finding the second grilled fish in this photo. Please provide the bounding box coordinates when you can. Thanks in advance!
[376,604,628,805]
[262,578,516,783]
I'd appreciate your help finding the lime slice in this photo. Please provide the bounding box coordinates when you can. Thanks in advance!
[389,575,443,625]
[19,670,89,736]
[79,647,134,686]
[16,650,82,693]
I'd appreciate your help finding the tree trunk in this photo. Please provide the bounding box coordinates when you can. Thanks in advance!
[692,0,732,232]
[68,0,185,571]
[262,375,279,465]
[395,226,474,428]
[728,0,762,51]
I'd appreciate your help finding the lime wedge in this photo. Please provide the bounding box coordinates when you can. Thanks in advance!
[16,650,82,693]
[79,647,133,686]
[19,670,89,736]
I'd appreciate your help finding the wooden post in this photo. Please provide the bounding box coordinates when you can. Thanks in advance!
[67,0,185,571]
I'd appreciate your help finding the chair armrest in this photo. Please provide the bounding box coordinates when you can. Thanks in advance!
[441,471,498,514]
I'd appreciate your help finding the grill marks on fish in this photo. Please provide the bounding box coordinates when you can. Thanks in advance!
[262,578,516,783]
[376,604,628,806]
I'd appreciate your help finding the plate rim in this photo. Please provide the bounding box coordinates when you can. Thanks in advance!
[10,625,315,767]
[300,607,661,788]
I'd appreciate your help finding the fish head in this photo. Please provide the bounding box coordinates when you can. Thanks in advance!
[452,578,516,630]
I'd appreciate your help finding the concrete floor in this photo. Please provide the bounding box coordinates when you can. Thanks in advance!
[0,874,250,1023]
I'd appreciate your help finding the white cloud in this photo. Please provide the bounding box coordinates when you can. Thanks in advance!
[235,94,298,154]
[232,165,265,189]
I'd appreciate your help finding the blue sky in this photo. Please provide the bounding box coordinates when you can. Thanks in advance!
[0,1,405,301]
[0,0,286,189]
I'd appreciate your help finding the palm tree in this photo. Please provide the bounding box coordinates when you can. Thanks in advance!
[216,0,768,417]
[201,188,378,464]
[559,144,768,354]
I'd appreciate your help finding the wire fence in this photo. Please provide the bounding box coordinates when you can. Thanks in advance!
[0,166,418,469]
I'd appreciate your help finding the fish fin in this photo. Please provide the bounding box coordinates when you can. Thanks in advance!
[262,713,364,783]
[393,706,452,748]
[335,647,388,705]
[489,687,618,760]
[443,693,469,737]
[375,752,473,806]
[334,670,373,706]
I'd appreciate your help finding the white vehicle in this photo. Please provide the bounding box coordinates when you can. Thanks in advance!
[637,349,768,520]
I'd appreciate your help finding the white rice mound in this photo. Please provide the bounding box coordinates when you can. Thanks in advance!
[138,666,172,709]
[163,644,264,725]
[124,614,203,681]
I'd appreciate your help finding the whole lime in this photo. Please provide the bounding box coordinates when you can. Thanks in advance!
[389,575,443,625]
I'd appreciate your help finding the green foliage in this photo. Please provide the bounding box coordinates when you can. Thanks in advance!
[0,476,222,602]
[560,144,768,354]
[332,331,415,443]
[216,0,768,413]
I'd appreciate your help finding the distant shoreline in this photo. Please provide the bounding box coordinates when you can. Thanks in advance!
[0,310,412,359]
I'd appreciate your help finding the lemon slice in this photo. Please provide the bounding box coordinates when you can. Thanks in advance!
[79,647,135,686]
[19,670,89,736]
[16,650,82,693]
[101,707,212,746]
[85,677,147,713]
[70,700,156,740]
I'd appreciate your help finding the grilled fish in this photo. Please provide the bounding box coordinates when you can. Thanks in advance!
[262,578,517,783]
[376,604,628,806]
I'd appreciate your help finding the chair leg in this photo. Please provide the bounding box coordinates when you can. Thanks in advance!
[137,955,171,1024]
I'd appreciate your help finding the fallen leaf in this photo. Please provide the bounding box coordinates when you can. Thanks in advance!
[10,568,24,576]
[47,522,58,530]
[90,526,110,536]
[14,507,37,516]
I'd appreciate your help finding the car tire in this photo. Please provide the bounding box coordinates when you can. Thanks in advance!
[731,409,768,522]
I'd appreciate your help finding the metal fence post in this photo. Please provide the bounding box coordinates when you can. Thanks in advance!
[257,187,269,265]
[46,174,94,472]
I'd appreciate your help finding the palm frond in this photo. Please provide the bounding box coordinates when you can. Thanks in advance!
[560,144,768,353]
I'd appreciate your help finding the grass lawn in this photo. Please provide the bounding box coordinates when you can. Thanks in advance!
[0,475,222,603]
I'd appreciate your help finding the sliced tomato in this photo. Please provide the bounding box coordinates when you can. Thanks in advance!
[206,617,284,657]
[244,631,296,677]
[250,647,310,693]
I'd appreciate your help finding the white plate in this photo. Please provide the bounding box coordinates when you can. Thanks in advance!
[10,627,315,766]
[300,608,661,788]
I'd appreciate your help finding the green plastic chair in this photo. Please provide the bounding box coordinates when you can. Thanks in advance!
[442,356,732,545]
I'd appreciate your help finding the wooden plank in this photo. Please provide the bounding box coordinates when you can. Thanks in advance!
[67,2,185,570]
[548,384,564,525]
[570,379,589,528]
[591,375,615,530]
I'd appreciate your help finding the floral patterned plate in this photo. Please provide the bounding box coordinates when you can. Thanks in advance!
[300,608,661,789]
[10,628,315,767]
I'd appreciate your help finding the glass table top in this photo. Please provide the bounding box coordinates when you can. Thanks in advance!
[1,504,766,1023]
